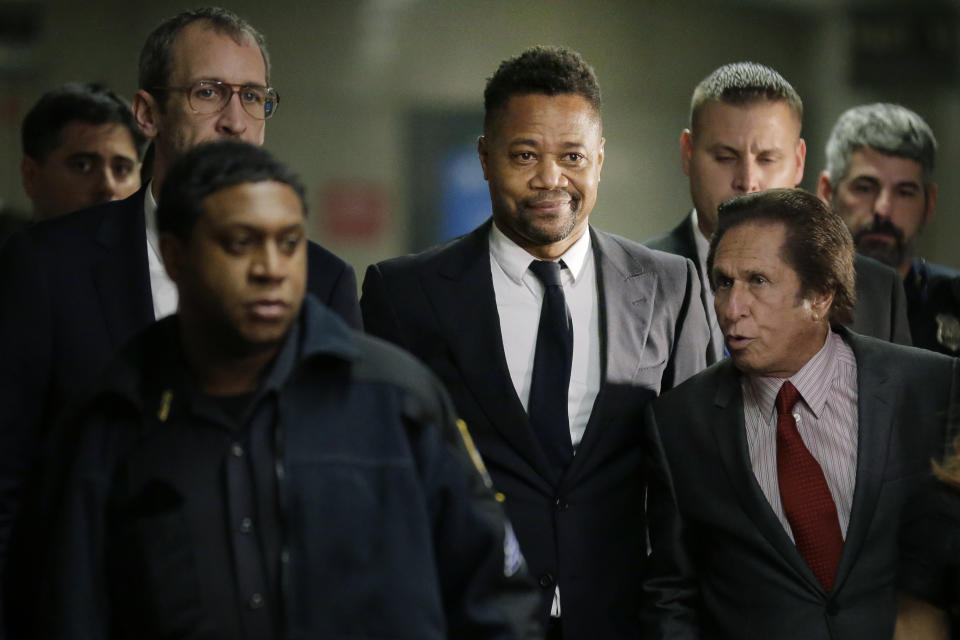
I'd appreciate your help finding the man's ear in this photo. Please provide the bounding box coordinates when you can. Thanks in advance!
[132,90,161,140]
[816,171,834,204]
[478,135,490,181]
[793,138,807,187]
[159,232,184,283]
[810,289,835,322]
[680,129,694,177]
[21,156,39,200]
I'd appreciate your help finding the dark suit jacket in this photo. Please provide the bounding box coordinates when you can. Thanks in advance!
[642,329,958,640]
[361,220,708,639]
[645,213,912,363]
[0,187,360,616]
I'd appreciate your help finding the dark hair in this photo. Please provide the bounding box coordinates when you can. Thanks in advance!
[157,140,306,240]
[21,82,147,161]
[824,103,937,184]
[690,62,802,133]
[483,45,601,134]
[706,188,856,325]
[139,7,270,106]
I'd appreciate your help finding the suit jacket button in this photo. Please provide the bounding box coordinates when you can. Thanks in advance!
[555,498,569,511]
[538,573,555,588]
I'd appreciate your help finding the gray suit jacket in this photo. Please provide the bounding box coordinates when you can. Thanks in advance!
[645,212,912,363]
[361,219,709,639]
[641,329,957,639]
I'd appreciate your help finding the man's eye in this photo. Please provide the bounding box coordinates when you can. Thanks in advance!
[67,158,94,173]
[715,277,732,289]
[240,88,264,104]
[850,182,875,194]
[564,153,584,163]
[193,84,223,101]
[113,163,134,178]
[225,236,253,254]
[751,275,767,286]
[279,234,302,254]
[714,155,735,163]
[514,152,535,161]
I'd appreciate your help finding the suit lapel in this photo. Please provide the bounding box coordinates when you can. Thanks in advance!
[422,222,558,485]
[569,229,656,473]
[711,364,824,592]
[831,332,892,592]
[93,188,154,349]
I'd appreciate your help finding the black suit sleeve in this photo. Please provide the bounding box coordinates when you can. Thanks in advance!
[0,231,54,600]
[360,263,409,348]
[641,402,700,639]
[305,241,362,330]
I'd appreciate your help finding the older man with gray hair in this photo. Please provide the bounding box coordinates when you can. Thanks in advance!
[817,103,959,356]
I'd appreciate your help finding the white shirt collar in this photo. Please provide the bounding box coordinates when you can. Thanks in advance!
[489,221,592,284]
[144,179,160,256]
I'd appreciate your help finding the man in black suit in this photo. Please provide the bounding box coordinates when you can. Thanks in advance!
[646,62,910,364]
[0,7,359,626]
[361,46,707,639]
[642,189,957,639]
[817,103,960,357]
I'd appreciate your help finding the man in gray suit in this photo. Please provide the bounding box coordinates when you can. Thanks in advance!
[642,189,956,639]
[361,46,707,640]
[646,62,910,364]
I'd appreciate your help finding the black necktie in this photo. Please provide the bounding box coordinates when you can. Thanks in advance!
[527,260,574,473]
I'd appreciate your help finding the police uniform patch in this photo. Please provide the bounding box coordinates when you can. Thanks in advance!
[935,313,960,353]
[503,521,524,577]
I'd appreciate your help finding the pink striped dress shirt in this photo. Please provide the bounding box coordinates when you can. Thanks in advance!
[742,330,859,540]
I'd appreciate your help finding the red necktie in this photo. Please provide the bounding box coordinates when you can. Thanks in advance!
[775,381,844,591]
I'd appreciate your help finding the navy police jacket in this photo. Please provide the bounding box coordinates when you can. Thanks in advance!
[39,296,541,640]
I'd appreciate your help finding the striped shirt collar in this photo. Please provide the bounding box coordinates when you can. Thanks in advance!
[747,329,846,422]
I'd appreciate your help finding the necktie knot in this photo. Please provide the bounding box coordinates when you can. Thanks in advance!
[775,380,800,416]
[529,260,564,288]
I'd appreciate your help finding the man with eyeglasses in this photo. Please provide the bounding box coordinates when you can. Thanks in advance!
[0,8,360,634]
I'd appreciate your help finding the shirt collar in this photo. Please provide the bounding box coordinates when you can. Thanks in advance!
[489,221,592,284]
[747,328,841,421]
[144,179,160,255]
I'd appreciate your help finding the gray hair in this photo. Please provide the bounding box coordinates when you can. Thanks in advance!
[689,61,802,133]
[824,103,937,184]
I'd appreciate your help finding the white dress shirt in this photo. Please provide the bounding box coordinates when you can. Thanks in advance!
[489,223,601,450]
[144,183,179,320]
[742,330,859,539]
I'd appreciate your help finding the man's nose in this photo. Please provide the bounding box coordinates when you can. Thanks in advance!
[734,160,762,194]
[530,160,568,190]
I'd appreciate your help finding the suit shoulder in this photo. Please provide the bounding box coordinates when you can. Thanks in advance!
[595,228,692,273]
[306,240,349,270]
[854,253,899,284]
[848,330,956,376]
[370,227,484,277]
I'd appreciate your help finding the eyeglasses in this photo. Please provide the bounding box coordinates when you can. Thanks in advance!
[157,80,280,120]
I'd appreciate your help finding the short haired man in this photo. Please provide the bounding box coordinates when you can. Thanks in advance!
[21,82,147,220]
[0,7,360,627]
[817,103,959,356]
[642,189,957,639]
[38,140,540,639]
[646,62,911,363]
[361,46,707,639]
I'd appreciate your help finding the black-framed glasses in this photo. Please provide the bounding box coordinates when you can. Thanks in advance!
[156,80,280,120]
